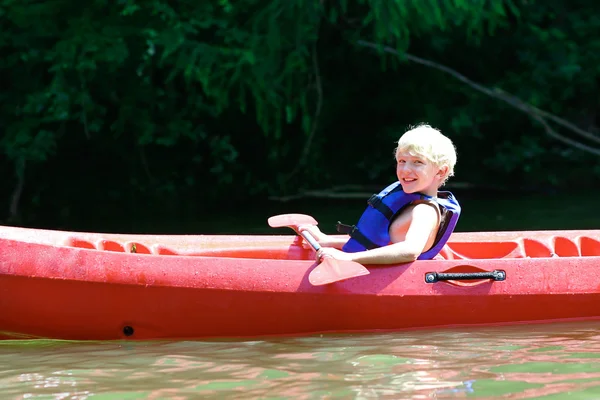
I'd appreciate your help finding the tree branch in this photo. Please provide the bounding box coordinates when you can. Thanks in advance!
[302,42,324,167]
[8,159,26,223]
[79,71,91,140]
[285,42,324,181]
[356,40,600,154]
[139,146,154,182]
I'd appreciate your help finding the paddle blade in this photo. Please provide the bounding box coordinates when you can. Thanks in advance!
[308,258,370,286]
[268,214,317,229]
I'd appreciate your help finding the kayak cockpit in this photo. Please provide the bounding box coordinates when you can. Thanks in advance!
[59,234,600,260]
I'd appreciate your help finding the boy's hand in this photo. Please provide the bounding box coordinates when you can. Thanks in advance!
[317,247,354,261]
[298,225,328,241]
[298,225,347,249]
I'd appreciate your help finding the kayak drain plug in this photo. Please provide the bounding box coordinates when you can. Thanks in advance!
[123,326,134,337]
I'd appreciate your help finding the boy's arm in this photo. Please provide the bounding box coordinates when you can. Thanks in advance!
[319,236,347,249]
[319,204,439,264]
[299,225,348,249]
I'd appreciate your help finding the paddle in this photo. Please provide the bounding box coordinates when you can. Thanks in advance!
[267,213,370,286]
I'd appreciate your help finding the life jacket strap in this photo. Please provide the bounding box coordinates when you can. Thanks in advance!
[336,221,378,250]
[368,194,395,220]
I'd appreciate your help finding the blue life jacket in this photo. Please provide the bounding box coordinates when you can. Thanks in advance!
[337,181,461,260]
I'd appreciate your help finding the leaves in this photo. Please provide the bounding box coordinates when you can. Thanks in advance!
[2,0,599,226]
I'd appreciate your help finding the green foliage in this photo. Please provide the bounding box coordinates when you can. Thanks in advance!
[1,0,598,227]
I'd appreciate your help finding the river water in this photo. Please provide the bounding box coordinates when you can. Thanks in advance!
[3,321,600,399]
[118,190,600,235]
[3,191,600,399]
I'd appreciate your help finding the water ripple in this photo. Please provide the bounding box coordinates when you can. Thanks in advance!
[2,321,600,399]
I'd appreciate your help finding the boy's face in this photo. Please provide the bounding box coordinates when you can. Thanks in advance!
[396,152,446,196]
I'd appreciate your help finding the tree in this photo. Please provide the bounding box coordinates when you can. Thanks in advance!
[2,0,598,227]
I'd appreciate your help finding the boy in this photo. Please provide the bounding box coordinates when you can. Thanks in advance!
[300,124,460,264]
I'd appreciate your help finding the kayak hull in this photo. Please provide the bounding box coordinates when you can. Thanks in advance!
[1,225,600,340]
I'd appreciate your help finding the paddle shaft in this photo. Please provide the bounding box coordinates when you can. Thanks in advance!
[299,231,321,252]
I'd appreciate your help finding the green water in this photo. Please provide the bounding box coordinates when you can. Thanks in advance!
[114,190,600,235]
[3,322,600,399]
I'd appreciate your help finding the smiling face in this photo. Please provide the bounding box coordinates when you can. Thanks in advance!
[396,152,447,196]
[393,125,456,195]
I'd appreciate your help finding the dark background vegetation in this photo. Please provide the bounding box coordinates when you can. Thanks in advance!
[1,0,599,233]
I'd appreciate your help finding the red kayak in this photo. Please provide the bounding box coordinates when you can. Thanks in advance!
[1,218,600,340]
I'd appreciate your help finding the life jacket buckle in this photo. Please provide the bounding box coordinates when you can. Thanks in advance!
[336,221,355,235]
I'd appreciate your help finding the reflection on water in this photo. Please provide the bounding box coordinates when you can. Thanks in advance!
[2,321,600,399]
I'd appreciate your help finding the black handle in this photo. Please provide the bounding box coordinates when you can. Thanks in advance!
[425,270,506,283]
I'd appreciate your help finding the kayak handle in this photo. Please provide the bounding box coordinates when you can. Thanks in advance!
[425,270,506,283]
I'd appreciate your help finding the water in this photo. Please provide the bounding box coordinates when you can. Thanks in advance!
[3,321,600,399]
[114,190,600,235]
